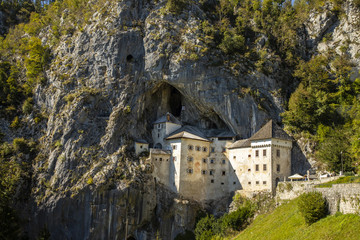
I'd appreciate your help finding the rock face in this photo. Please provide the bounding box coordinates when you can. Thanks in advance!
[22,0,360,239]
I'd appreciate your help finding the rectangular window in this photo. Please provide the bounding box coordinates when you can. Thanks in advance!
[222,159,226,164]
[256,181,259,185]
[276,149,280,157]
[222,171,226,176]
[255,164,259,171]
[210,159,215,164]
[248,181,251,185]
[263,164,267,171]
[173,156,176,161]
[233,182,236,185]
[202,170,207,175]
[187,157,193,162]
[188,145,194,150]
[233,156,236,160]
[211,179,214,183]
[160,158,162,161]
[248,154,251,158]
[202,147,207,152]
[187,168,193,174]
[172,145,177,150]
[255,150,259,157]
[263,149,266,156]
[263,181,267,185]
[202,158,207,163]
[209,170,214,175]
[277,164,280,172]
[196,146,201,151]
[211,147,215,153]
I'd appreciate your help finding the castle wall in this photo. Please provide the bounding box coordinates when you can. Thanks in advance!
[151,151,172,189]
[135,143,149,156]
[168,139,182,192]
[270,139,292,192]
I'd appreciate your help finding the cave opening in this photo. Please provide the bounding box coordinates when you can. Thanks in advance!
[126,54,134,62]
[169,86,182,117]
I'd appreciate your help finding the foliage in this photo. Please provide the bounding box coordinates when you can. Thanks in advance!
[297,192,328,225]
[174,230,195,240]
[165,0,188,14]
[317,175,360,188]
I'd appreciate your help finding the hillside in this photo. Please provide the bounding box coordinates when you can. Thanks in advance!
[235,198,360,240]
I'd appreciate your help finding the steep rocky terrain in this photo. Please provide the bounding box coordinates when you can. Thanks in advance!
[1,0,360,239]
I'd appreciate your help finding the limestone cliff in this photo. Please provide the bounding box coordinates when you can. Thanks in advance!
[2,0,359,239]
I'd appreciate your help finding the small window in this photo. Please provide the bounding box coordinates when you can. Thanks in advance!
[155,158,158,161]
[188,145,194,150]
[233,182,236,185]
[211,179,214,183]
[202,170,207,175]
[209,170,214,175]
[210,159,215,164]
[222,147,226,153]
[221,182,224,185]
[160,158,162,161]
[255,164,259,171]
[276,149,280,157]
[157,124,162,129]
[263,181,267,185]
[263,164,267,171]
[248,168,251,172]
[248,181,251,185]
[203,147,207,152]
[173,156,177,161]
[172,145,177,150]
[255,150,259,157]
[187,157,193,162]
[187,168,193,174]
[196,146,201,151]
[222,159,226,164]
[277,164,280,172]
[233,156,236,160]
[222,171,226,176]
[248,154,251,158]
[140,145,143,149]
[256,181,259,185]
[263,149,266,156]
[202,158,207,163]
[158,133,160,138]
[211,147,215,153]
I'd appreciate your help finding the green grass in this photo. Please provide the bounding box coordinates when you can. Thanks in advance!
[234,198,360,240]
[316,176,360,188]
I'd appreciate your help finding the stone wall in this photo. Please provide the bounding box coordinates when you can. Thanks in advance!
[276,179,360,215]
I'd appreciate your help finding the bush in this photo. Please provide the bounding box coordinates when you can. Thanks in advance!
[166,0,188,14]
[222,206,254,231]
[22,97,33,114]
[297,192,328,225]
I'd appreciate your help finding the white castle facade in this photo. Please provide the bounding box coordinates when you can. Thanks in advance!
[135,113,293,202]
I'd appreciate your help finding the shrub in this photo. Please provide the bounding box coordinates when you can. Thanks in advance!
[22,97,33,114]
[194,215,216,240]
[221,205,254,231]
[10,116,20,129]
[297,192,328,225]
[166,0,188,14]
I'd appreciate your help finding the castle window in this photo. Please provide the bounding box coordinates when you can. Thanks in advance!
[202,170,207,175]
[248,181,251,185]
[248,154,251,158]
[263,164,267,171]
[211,179,214,183]
[222,159,226,164]
[233,156,236,160]
[160,158,162,161]
[256,181,259,185]
[263,149,266,156]
[202,158,207,163]
[222,147,226,153]
[210,159,215,164]
[187,168,193,174]
[255,164,259,171]
[222,171,226,176]
[172,145,177,150]
[166,159,169,161]
[157,124,162,129]
[233,182,236,185]
[255,150,259,157]
[276,164,280,172]
[248,168,251,172]
[188,145,194,150]
[211,147,215,153]
[263,181,267,185]
[202,147,207,152]
[173,156,177,161]
[221,182,224,185]
[187,157,193,162]
[155,158,158,161]
[196,146,201,151]
[209,170,214,175]
[158,133,160,138]
[276,149,280,157]
[140,145,143,149]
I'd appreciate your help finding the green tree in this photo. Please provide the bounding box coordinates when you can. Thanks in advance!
[297,192,328,225]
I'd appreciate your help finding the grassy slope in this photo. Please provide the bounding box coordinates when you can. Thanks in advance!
[317,176,360,188]
[234,198,360,240]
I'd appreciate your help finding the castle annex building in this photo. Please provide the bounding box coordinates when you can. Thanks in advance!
[136,113,293,202]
